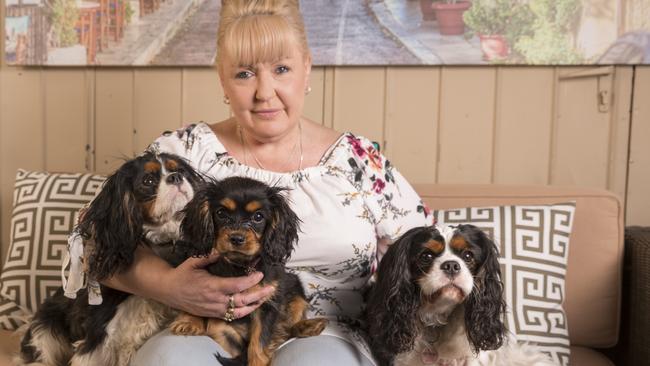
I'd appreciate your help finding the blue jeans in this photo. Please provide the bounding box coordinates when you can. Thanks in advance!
[131,329,375,366]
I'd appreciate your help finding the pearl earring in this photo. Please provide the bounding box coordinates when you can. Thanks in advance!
[223,96,230,104]
[305,86,312,95]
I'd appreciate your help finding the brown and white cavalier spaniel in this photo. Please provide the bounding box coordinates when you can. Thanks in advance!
[18,152,203,366]
[366,224,554,366]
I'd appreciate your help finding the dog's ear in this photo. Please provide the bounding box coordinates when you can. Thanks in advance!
[367,227,423,365]
[79,161,143,281]
[262,187,300,264]
[463,226,507,353]
[181,183,218,256]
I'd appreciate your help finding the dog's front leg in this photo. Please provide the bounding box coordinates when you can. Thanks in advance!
[247,311,271,366]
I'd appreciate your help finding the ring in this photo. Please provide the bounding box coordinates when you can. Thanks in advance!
[228,295,236,309]
[224,307,235,322]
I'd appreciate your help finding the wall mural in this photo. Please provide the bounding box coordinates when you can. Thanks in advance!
[4,0,650,66]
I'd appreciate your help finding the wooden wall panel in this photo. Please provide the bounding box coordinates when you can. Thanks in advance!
[95,70,135,174]
[332,67,384,143]
[385,67,439,184]
[552,68,612,189]
[304,67,324,124]
[437,67,496,184]
[133,69,183,152]
[181,68,229,125]
[494,68,554,185]
[0,69,45,261]
[627,66,650,225]
[44,70,90,173]
[608,67,634,199]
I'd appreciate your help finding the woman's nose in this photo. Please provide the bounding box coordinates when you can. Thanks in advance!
[255,72,275,101]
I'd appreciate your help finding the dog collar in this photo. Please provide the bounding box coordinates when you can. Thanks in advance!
[223,255,261,275]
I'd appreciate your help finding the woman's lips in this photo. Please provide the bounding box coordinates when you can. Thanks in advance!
[253,109,281,120]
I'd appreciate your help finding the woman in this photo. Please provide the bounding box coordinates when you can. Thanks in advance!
[97,1,433,364]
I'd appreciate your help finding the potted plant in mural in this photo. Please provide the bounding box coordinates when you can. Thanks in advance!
[514,0,583,64]
[432,0,472,36]
[419,0,438,21]
[463,0,534,61]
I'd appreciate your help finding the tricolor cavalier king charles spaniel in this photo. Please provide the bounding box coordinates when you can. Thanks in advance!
[18,152,202,366]
[367,225,554,366]
[170,176,328,366]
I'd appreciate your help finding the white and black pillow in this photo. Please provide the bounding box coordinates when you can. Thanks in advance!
[0,170,105,330]
[435,202,576,366]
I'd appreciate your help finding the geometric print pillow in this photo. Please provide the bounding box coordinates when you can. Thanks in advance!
[434,202,576,366]
[0,169,105,330]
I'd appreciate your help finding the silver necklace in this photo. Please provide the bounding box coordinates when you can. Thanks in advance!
[239,121,304,171]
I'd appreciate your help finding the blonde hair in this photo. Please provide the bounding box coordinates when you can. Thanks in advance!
[217,0,310,67]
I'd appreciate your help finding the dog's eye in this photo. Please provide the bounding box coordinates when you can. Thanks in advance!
[462,250,474,262]
[143,174,156,186]
[216,208,228,220]
[251,212,265,223]
[419,252,434,264]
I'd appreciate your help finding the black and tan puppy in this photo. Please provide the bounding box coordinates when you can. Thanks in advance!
[18,152,203,366]
[170,176,328,366]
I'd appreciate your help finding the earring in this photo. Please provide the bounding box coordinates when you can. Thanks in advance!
[223,96,230,105]
[305,86,312,95]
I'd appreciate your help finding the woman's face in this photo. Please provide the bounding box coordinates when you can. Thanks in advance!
[219,42,311,141]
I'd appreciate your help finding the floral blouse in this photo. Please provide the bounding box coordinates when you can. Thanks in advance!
[77,122,433,363]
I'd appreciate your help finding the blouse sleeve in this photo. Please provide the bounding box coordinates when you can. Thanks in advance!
[345,134,435,257]
[146,123,216,172]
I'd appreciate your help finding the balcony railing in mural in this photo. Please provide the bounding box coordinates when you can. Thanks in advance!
[3,0,650,66]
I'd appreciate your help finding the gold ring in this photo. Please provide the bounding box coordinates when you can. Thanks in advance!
[228,295,236,309]
[224,306,235,322]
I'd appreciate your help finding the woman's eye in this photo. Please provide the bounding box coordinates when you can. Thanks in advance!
[235,70,253,79]
[252,212,264,223]
[462,250,474,262]
[275,65,290,74]
[143,175,156,186]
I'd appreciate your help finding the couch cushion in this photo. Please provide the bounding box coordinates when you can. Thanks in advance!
[435,202,575,365]
[415,184,624,349]
[570,346,614,366]
[0,170,105,330]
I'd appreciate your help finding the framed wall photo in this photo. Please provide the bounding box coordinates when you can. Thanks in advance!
[3,0,650,66]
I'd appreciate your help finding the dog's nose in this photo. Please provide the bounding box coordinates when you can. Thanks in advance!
[166,173,183,186]
[229,233,246,246]
[441,260,461,276]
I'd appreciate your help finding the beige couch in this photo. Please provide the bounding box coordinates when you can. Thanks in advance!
[0,184,630,365]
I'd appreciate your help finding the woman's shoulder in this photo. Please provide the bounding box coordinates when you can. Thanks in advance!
[148,121,226,161]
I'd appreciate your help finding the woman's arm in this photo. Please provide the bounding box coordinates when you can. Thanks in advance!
[103,246,276,318]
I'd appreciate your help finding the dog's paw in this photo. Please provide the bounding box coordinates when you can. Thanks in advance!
[169,317,205,336]
[291,318,329,337]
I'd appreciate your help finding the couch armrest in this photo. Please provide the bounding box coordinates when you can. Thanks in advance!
[607,226,650,365]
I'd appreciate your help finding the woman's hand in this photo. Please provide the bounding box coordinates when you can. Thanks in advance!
[162,253,276,318]
[104,247,276,320]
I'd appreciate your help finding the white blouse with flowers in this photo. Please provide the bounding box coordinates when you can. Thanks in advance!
[128,122,434,362]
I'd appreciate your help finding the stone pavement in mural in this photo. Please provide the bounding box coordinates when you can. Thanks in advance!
[371,0,485,64]
[94,0,484,66]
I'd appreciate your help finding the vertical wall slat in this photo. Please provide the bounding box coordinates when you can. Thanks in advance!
[322,67,335,128]
[437,67,496,184]
[385,67,439,184]
[332,67,385,143]
[552,68,611,188]
[0,68,44,261]
[608,67,634,200]
[95,69,135,174]
[181,68,229,125]
[44,69,89,172]
[133,69,183,152]
[494,67,554,185]
[627,66,650,225]
[304,66,324,124]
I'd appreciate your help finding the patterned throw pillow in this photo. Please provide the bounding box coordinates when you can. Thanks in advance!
[0,170,105,330]
[434,202,575,366]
